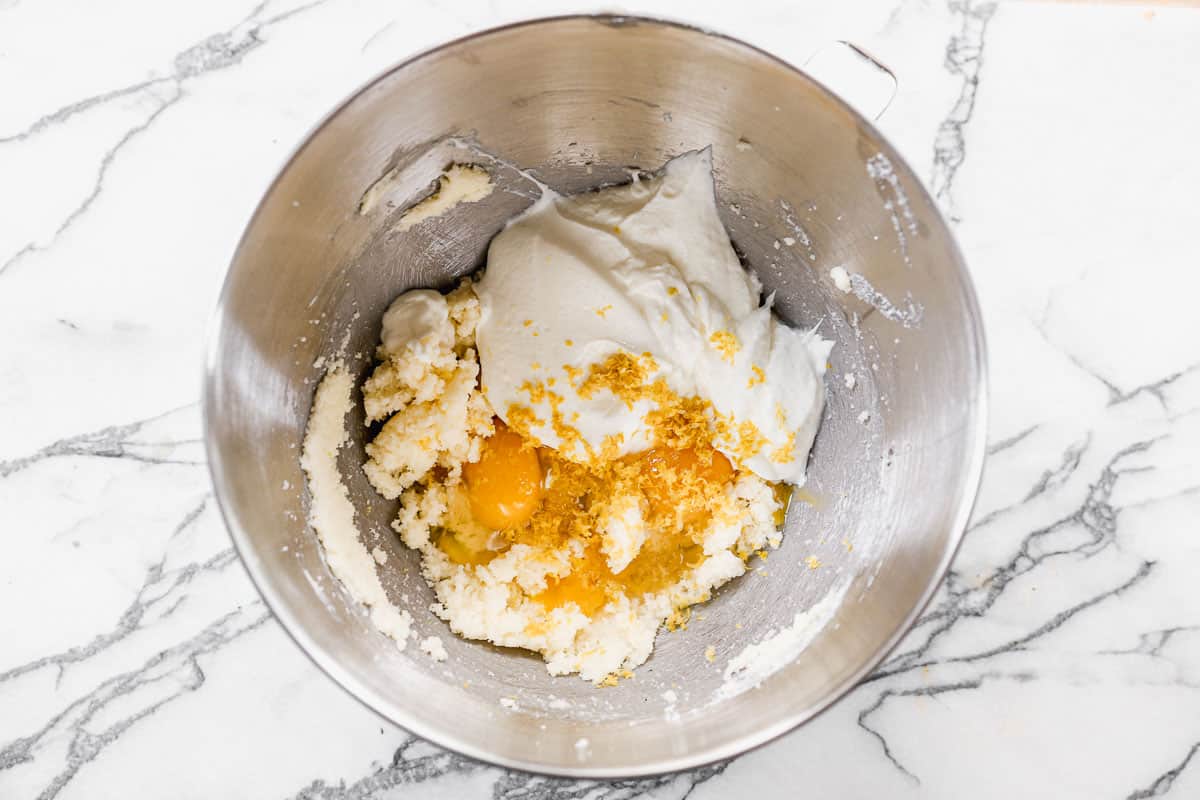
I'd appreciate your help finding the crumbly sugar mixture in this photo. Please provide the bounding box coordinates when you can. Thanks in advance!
[361,278,785,683]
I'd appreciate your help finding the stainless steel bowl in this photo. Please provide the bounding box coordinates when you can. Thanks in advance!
[204,15,986,777]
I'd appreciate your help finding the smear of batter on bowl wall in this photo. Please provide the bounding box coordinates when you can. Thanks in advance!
[300,361,413,647]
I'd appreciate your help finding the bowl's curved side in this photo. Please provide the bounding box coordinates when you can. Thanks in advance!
[204,14,988,777]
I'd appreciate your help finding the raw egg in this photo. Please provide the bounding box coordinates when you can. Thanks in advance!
[463,420,544,530]
[638,445,734,484]
[632,445,734,519]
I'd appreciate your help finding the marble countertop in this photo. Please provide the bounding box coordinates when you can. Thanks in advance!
[4,0,1199,797]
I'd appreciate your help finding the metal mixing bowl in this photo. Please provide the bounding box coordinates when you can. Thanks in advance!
[203,15,987,777]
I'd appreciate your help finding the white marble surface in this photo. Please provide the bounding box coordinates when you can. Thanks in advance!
[3,0,1199,797]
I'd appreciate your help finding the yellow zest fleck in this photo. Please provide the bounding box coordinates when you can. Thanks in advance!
[733,419,767,463]
[578,351,654,410]
[504,403,542,442]
[667,286,679,296]
[522,319,533,327]
[612,225,621,234]
[843,538,853,552]
[709,330,740,364]
[564,339,574,347]
[519,379,547,404]
[770,430,797,464]
[756,549,769,561]
[599,432,626,460]
[598,674,619,687]
[532,331,539,337]
[704,645,716,663]
[523,618,550,638]
[545,388,591,461]
[747,365,766,388]
[806,555,821,570]
[547,377,557,387]
[595,304,614,318]
[661,312,669,322]
[665,607,691,631]
[563,364,583,386]
[531,361,541,370]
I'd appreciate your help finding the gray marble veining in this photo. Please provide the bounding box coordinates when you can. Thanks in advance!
[2,0,1199,797]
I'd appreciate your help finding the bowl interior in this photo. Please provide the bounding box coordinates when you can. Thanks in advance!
[205,16,985,775]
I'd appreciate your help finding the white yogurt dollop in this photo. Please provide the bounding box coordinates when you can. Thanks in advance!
[475,150,832,485]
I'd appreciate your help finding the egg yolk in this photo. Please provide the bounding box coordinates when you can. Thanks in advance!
[534,545,611,616]
[633,445,734,521]
[433,527,500,566]
[463,420,544,530]
[773,483,794,527]
[637,444,733,484]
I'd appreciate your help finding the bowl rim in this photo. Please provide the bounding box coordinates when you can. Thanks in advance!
[203,12,989,779]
